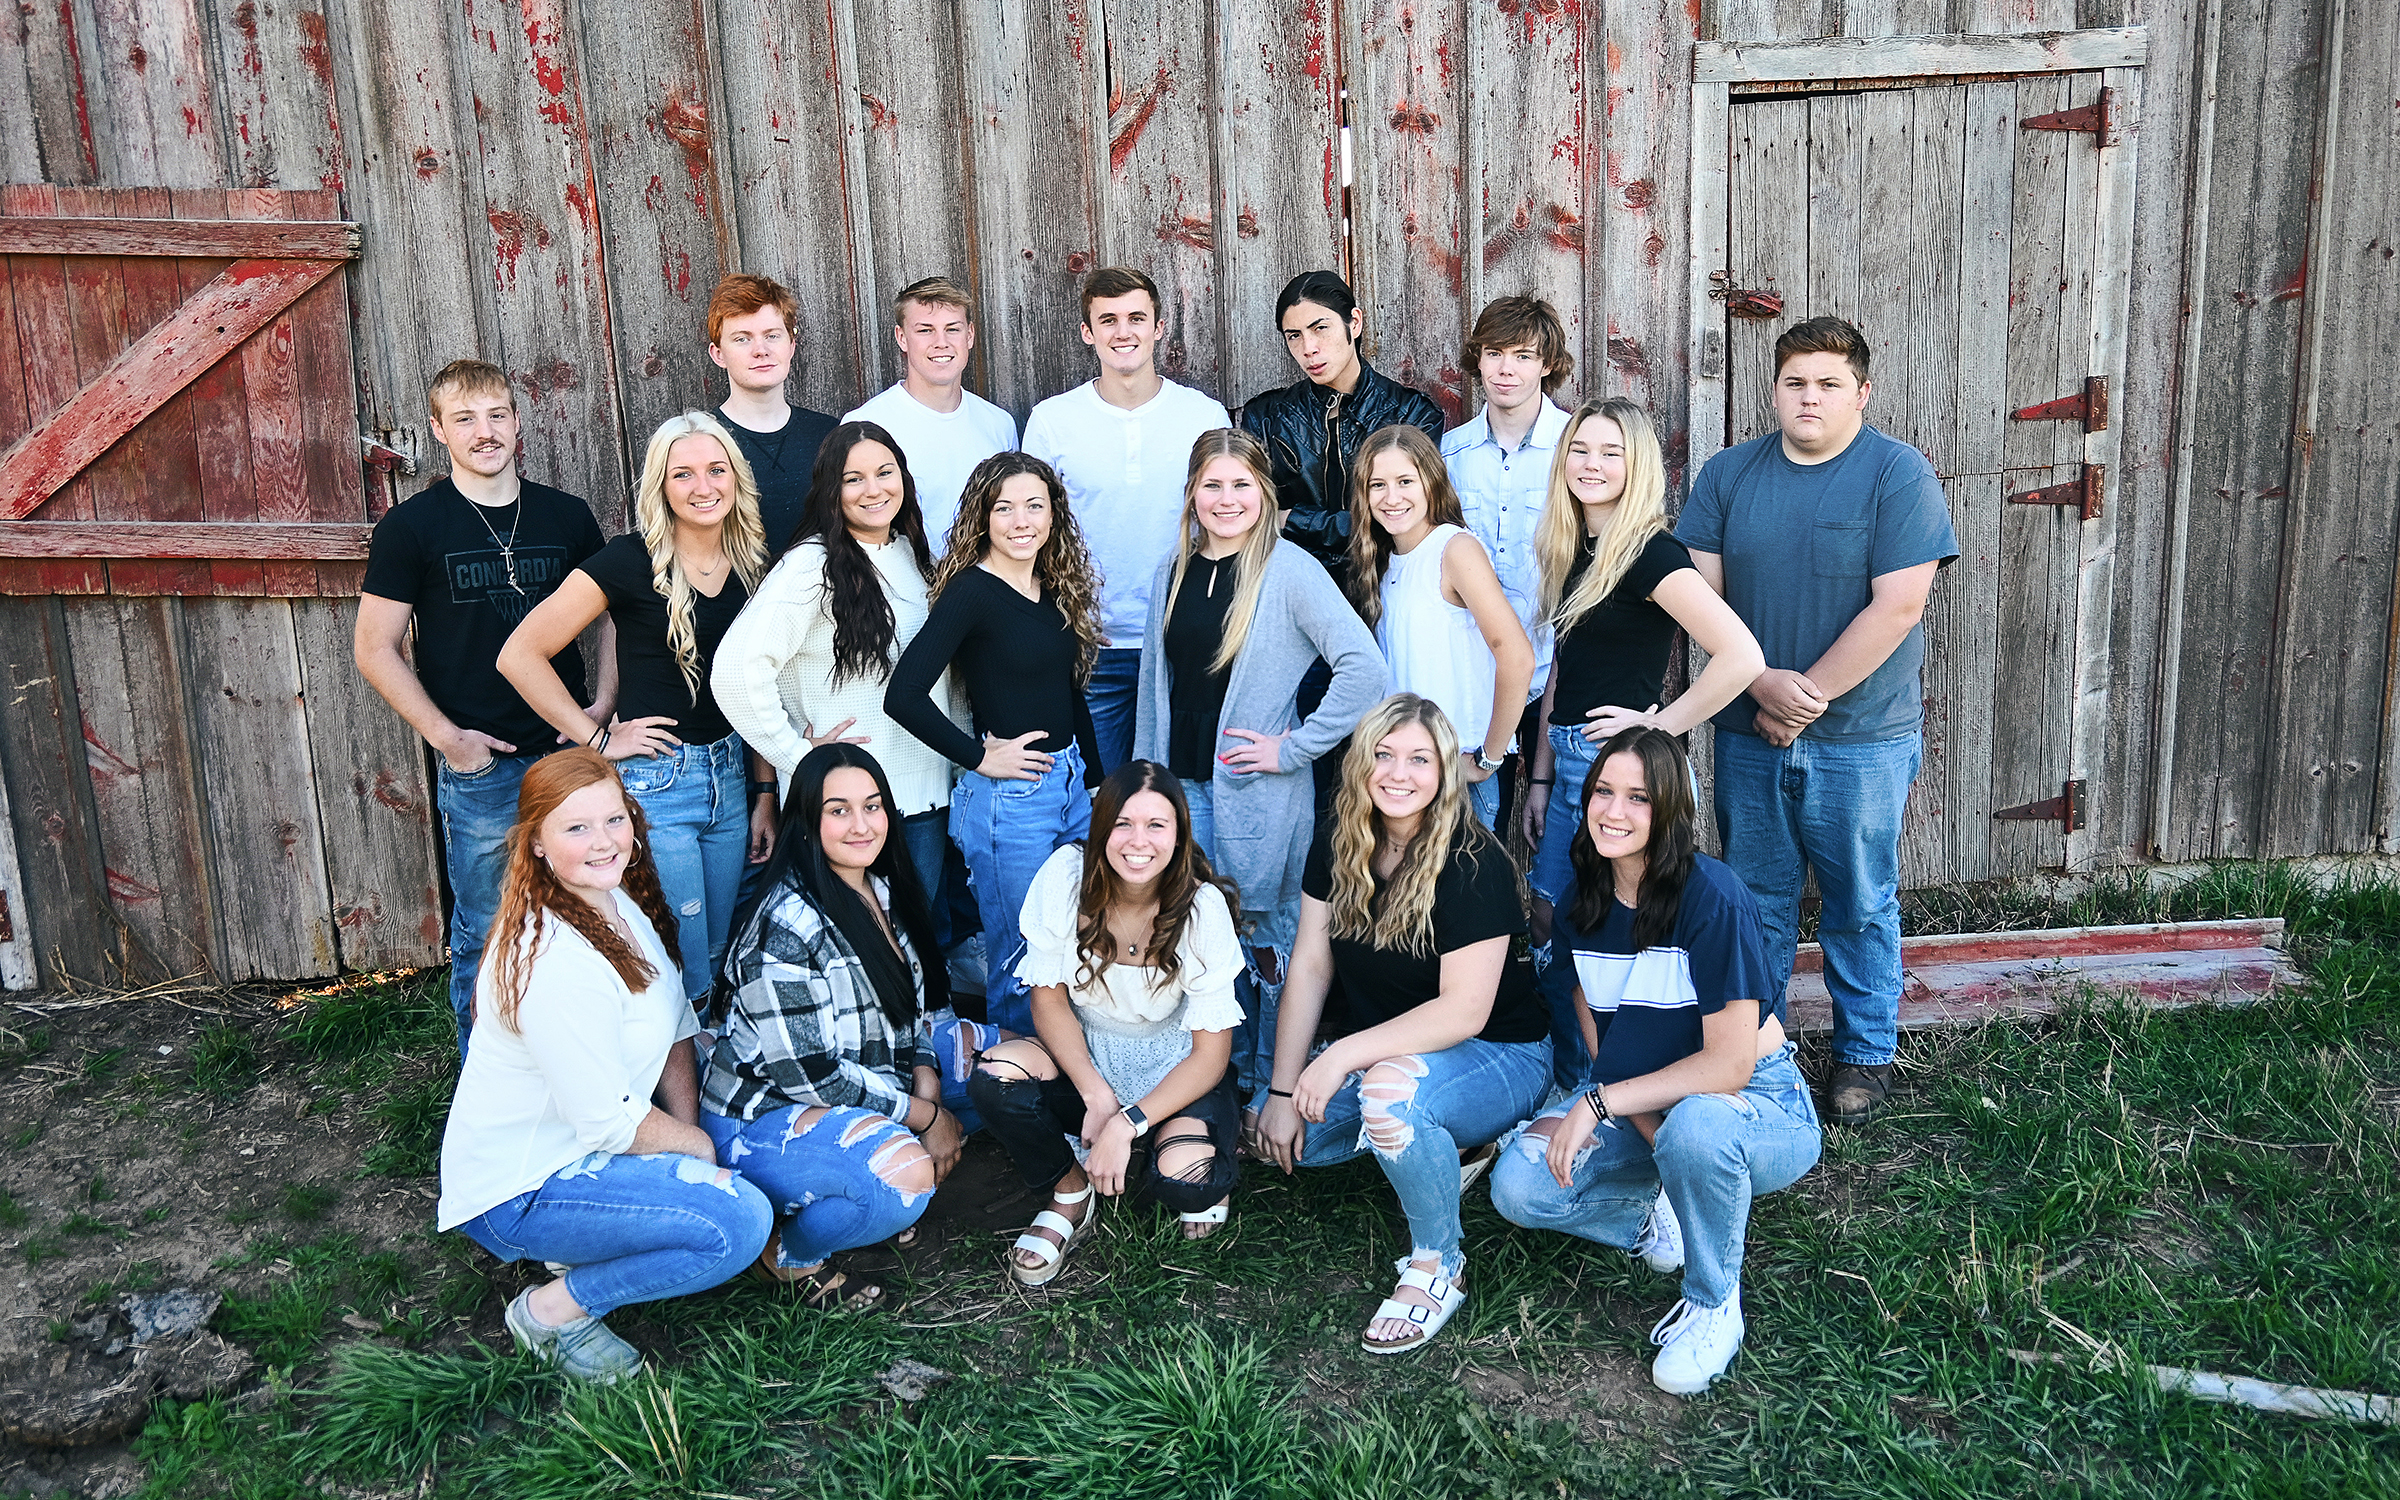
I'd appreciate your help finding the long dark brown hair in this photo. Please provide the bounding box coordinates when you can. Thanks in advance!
[1073,760,1244,992]
[727,742,946,1029]
[1565,726,1699,950]
[1345,424,1468,628]
[487,750,683,1031]
[777,420,937,688]
[929,450,1103,685]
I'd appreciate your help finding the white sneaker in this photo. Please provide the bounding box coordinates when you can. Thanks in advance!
[1632,1188,1683,1274]
[1648,1290,1744,1395]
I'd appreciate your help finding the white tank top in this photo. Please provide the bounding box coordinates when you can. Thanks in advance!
[1376,523,1498,751]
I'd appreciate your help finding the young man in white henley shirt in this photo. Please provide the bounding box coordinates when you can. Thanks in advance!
[1439,295,1576,838]
[1021,266,1231,774]
[845,276,1018,545]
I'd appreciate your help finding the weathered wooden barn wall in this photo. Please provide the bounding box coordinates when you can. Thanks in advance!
[0,0,2394,987]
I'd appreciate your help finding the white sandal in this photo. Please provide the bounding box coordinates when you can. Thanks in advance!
[1179,1201,1230,1239]
[1361,1257,1466,1356]
[1010,1181,1097,1287]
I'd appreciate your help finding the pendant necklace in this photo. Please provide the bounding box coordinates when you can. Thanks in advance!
[470,495,525,594]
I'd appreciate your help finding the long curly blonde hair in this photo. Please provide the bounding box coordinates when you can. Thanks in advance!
[1534,399,1669,635]
[1160,429,1283,676]
[634,412,769,698]
[929,451,1102,685]
[1325,693,1507,954]
[485,750,683,1032]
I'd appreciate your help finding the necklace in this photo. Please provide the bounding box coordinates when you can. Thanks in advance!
[469,495,525,594]
[684,546,727,581]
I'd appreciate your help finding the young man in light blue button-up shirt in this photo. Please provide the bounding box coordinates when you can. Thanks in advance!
[1439,296,1575,835]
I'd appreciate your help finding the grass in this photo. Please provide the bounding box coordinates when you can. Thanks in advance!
[110,862,2400,1498]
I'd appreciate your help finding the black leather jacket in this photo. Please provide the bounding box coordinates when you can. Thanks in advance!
[1238,361,1447,590]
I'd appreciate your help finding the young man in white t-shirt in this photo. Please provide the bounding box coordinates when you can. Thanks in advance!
[1021,267,1231,774]
[1439,295,1576,836]
[845,276,1018,545]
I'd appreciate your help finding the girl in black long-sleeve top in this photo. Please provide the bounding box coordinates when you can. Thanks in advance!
[886,451,1103,1033]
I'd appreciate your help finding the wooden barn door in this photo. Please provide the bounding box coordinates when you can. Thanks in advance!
[1714,71,2127,884]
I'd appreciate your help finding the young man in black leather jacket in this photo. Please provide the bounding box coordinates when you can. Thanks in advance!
[1238,271,1447,596]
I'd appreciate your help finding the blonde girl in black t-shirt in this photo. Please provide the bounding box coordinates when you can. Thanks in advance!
[1523,399,1763,942]
[1254,693,1551,1357]
[501,411,779,1004]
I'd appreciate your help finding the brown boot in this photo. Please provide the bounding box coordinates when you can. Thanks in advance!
[1827,1063,1894,1126]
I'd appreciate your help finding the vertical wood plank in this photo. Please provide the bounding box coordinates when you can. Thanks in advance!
[576,0,737,452]
[453,0,628,524]
[712,0,869,414]
[958,0,1107,423]
[0,744,39,987]
[61,598,219,979]
[1723,96,1806,451]
[99,189,207,597]
[0,0,101,183]
[1097,0,1228,399]
[1470,0,1588,417]
[1345,0,1470,420]
[179,597,338,979]
[321,0,493,492]
[1603,0,1695,468]
[292,596,445,967]
[7,186,106,595]
[210,0,348,190]
[843,0,975,400]
[1215,0,1346,405]
[1683,81,1732,473]
[202,190,272,595]
[75,0,226,187]
[0,597,124,983]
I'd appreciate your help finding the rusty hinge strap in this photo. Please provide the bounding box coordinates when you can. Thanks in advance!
[2010,375,2109,433]
[2021,86,2113,137]
[1994,780,2087,832]
[2007,463,2105,522]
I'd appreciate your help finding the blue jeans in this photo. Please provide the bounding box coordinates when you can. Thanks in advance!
[619,734,753,1003]
[950,743,1091,1034]
[437,751,539,1056]
[1466,770,1501,830]
[1182,778,1301,1097]
[1086,648,1142,777]
[1712,728,1921,1066]
[455,1149,773,1317]
[1268,1035,1551,1277]
[700,1107,925,1267]
[901,807,954,952]
[1492,1043,1823,1308]
[1528,725,1601,907]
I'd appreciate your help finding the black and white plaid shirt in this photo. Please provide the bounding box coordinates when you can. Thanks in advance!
[700,878,931,1124]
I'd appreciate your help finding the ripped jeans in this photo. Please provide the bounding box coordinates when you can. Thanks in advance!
[702,1106,933,1268]
[455,1149,773,1318]
[1490,1042,1823,1309]
[1278,1036,1551,1278]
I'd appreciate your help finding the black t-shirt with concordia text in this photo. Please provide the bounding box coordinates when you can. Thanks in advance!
[578,534,751,747]
[1549,530,1695,728]
[1301,828,1547,1044]
[360,477,606,751]
[719,404,838,555]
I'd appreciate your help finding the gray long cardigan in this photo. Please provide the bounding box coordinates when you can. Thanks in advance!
[1133,542,1387,921]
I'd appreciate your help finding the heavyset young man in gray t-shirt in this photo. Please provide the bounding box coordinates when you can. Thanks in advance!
[1675,317,1959,1126]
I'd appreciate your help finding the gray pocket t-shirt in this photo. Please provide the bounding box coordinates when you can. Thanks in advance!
[1675,426,1959,743]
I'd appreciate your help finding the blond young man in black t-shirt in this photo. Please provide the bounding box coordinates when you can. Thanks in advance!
[354,360,613,1055]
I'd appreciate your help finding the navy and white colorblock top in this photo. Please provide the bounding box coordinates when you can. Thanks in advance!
[1540,852,1781,1088]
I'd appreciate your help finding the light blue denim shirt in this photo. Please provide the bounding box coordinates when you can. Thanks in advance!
[1440,398,1572,697]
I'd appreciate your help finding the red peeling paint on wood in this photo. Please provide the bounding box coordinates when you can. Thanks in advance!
[1238,206,1259,238]
[1607,332,1649,375]
[1543,204,1583,252]
[1109,64,1171,173]
[2269,252,2307,302]
[1390,101,1439,133]
[1300,0,1327,80]
[525,12,569,96]
[82,724,137,782]
[1159,213,1213,251]
[660,92,711,158]
[106,868,161,903]
[860,91,894,132]
[1622,178,1654,210]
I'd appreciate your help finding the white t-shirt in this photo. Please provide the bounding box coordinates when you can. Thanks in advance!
[846,383,1019,546]
[1021,378,1231,648]
[436,889,699,1229]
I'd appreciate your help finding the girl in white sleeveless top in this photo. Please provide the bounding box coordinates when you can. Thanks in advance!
[1347,425,1535,827]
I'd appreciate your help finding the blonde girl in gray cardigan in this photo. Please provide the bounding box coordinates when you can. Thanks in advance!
[1132,428,1387,1113]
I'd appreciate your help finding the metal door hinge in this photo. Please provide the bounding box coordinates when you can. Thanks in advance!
[2012,375,2109,433]
[362,438,417,476]
[1995,780,2086,832]
[2021,87,2113,139]
[2008,464,2105,521]
[1708,269,1784,320]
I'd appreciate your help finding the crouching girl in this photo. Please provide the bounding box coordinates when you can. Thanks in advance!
[1490,727,1822,1394]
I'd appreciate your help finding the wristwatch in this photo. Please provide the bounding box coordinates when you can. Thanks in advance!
[1119,1103,1152,1138]
[1473,748,1504,774]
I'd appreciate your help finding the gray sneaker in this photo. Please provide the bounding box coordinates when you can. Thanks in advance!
[1632,1187,1684,1274]
[505,1287,645,1385]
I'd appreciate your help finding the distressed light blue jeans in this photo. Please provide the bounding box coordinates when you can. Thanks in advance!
[1491,1042,1822,1309]
[1711,728,1921,1065]
[455,1149,773,1318]
[436,750,539,1056]
[1269,1035,1552,1278]
[1182,777,1301,1098]
[950,743,1090,1033]
[618,733,752,1004]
